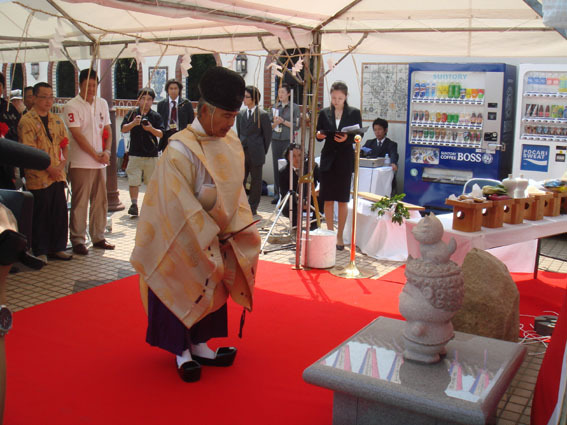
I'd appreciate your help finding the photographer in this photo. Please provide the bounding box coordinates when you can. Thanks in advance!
[120,88,164,216]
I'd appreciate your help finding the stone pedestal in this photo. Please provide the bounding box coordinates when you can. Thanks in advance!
[303,317,526,425]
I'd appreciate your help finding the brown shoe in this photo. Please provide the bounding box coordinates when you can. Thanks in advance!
[72,244,89,255]
[92,239,115,250]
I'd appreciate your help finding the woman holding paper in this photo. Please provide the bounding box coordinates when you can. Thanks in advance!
[316,81,362,250]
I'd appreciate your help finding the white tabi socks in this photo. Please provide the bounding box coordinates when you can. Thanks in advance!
[191,342,216,359]
[176,349,192,368]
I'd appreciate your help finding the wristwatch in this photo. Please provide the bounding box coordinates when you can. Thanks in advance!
[0,305,13,337]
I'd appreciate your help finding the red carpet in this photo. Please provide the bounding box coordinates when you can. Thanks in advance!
[5,261,566,425]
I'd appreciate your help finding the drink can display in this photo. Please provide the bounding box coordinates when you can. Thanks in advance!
[465,88,472,99]
[429,129,435,139]
[419,110,425,121]
[452,131,458,141]
[471,112,477,124]
[424,82,430,98]
[463,131,470,142]
[430,82,436,99]
[525,104,532,116]
[476,113,483,125]
[413,110,419,121]
[424,110,430,121]
[418,130,423,138]
[420,81,426,98]
[435,129,441,139]
[478,89,485,99]
[460,88,466,99]
[441,112,448,123]
[436,112,442,122]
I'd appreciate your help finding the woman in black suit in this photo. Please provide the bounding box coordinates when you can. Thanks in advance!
[316,81,362,250]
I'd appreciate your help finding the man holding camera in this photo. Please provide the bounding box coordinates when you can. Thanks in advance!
[120,88,164,216]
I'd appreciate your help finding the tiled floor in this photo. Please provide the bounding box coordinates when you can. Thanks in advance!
[5,175,566,424]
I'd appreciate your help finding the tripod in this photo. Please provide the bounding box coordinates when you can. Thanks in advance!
[261,148,296,253]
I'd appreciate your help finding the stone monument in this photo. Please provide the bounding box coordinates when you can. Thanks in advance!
[400,214,464,364]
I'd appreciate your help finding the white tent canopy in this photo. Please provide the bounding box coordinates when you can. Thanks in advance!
[0,0,565,63]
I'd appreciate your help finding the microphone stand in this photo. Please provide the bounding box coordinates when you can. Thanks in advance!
[331,134,374,279]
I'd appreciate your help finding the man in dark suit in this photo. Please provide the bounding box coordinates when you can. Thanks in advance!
[157,79,194,152]
[362,117,399,194]
[236,86,271,215]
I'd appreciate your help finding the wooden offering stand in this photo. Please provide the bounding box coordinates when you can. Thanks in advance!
[503,198,532,225]
[482,198,514,228]
[543,191,567,217]
[525,193,553,221]
[446,199,492,232]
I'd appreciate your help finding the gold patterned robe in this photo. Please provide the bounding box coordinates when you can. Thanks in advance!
[130,125,260,329]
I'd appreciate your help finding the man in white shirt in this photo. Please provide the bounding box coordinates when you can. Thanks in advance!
[63,68,115,255]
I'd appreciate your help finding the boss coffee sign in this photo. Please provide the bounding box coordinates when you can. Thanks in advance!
[520,144,549,172]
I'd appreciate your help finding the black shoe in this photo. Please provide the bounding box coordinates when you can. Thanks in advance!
[128,203,139,216]
[271,198,278,205]
[19,251,44,270]
[192,347,237,367]
[176,360,202,382]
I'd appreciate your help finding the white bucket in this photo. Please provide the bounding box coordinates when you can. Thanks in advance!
[301,228,337,269]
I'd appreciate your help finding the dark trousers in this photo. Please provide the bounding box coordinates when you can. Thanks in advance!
[146,289,228,356]
[271,139,289,198]
[29,181,68,256]
[244,153,263,215]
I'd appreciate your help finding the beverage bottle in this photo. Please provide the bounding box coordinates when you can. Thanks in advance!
[420,81,426,98]
[553,73,560,94]
[525,103,532,117]
[430,82,436,98]
[476,113,483,125]
[547,73,554,94]
[538,104,544,117]
[424,82,430,98]
[384,154,391,165]
[478,89,485,100]
[447,82,453,99]
[424,110,430,121]
[414,80,421,98]
[545,105,550,117]
[441,112,448,123]
[526,73,534,93]
[460,87,466,99]
[413,110,419,121]
[560,75,567,93]
[471,112,477,124]
[454,112,460,124]
[455,82,462,99]
[436,111,442,122]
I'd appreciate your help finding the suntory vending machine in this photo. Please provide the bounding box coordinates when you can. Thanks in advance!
[512,64,567,181]
[403,63,516,211]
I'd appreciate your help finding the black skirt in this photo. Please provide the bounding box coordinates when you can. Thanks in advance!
[319,158,352,203]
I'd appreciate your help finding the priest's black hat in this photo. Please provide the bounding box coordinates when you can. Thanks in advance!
[199,66,245,112]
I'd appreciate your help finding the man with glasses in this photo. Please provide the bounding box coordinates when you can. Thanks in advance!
[23,86,34,114]
[64,68,114,256]
[18,82,71,263]
[157,79,194,152]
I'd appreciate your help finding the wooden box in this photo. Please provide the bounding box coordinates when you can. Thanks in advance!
[503,198,532,225]
[525,193,553,221]
[543,191,567,216]
[446,199,492,232]
[482,198,514,228]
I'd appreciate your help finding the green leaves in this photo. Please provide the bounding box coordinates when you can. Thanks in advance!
[369,193,411,226]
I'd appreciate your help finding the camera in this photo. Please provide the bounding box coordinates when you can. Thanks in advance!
[141,118,149,126]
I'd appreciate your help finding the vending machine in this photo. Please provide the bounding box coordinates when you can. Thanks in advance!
[403,63,516,211]
[512,64,567,181]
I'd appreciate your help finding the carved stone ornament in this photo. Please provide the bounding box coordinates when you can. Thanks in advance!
[399,214,464,364]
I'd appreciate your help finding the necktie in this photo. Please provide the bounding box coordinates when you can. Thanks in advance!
[248,109,252,120]
[170,100,177,124]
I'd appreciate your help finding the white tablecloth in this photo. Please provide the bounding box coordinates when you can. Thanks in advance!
[342,198,422,261]
[357,166,394,197]
[405,214,567,273]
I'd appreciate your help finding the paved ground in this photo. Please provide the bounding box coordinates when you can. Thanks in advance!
[5,175,566,424]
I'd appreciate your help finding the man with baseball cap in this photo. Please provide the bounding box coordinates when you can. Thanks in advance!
[131,66,260,383]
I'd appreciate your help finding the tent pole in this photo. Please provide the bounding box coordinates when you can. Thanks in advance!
[294,30,322,269]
